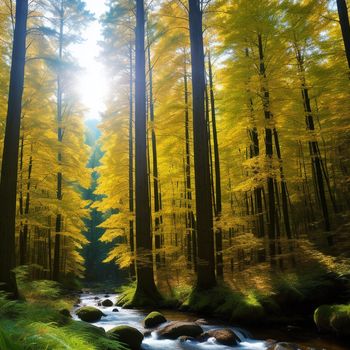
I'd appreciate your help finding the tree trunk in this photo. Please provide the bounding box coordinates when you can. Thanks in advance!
[258,33,276,267]
[183,59,196,270]
[147,30,162,266]
[0,0,28,298]
[208,52,223,279]
[128,43,135,278]
[53,1,64,281]
[133,0,160,303]
[337,0,350,70]
[188,0,216,290]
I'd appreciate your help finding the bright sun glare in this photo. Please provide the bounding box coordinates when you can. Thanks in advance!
[72,0,108,120]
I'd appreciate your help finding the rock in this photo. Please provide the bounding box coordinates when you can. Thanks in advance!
[102,299,113,307]
[97,302,102,306]
[273,342,300,350]
[94,296,100,300]
[143,330,152,337]
[157,321,203,340]
[143,311,167,328]
[76,306,106,322]
[59,309,72,318]
[104,294,110,298]
[314,305,334,332]
[199,328,239,346]
[107,325,144,350]
[330,307,350,336]
[112,308,119,312]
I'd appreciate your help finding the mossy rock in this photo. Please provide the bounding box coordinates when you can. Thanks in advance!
[76,306,106,322]
[102,299,113,307]
[314,305,335,332]
[107,325,144,350]
[143,311,167,328]
[329,305,350,336]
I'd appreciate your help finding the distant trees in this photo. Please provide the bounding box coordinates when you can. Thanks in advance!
[95,0,350,296]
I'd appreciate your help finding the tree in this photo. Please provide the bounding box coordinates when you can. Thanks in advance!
[133,0,161,303]
[336,0,350,70]
[0,0,28,298]
[188,0,216,290]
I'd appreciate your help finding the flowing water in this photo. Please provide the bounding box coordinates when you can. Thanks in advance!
[73,294,348,350]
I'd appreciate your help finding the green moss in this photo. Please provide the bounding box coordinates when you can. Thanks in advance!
[330,305,350,336]
[76,306,105,322]
[107,325,144,350]
[143,311,167,328]
[314,305,334,331]
[314,304,350,336]
[184,285,266,325]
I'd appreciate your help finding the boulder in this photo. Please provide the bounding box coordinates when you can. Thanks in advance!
[107,325,144,350]
[112,308,119,312]
[157,321,203,339]
[143,311,167,328]
[76,306,106,322]
[102,299,113,307]
[329,306,350,336]
[314,305,334,332]
[104,294,110,298]
[94,296,100,300]
[199,328,239,346]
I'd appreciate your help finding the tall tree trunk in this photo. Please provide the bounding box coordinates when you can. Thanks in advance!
[128,42,135,278]
[183,56,196,270]
[258,34,276,267]
[0,0,28,298]
[133,0,160,303]
[20,151,32,265]
[53,1,64,281]
[208,52,223,279]
[337,0,350,70]
[188,0,216,290]
[147,29,161,266]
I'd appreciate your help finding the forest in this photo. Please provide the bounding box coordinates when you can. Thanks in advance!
[0,0,349,349]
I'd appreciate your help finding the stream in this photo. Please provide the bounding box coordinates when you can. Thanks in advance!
[72,293,348,350]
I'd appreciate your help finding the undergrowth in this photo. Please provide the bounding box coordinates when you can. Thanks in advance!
[0,269,128,350]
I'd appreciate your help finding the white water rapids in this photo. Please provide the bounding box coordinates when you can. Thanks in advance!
[73,293,268,350]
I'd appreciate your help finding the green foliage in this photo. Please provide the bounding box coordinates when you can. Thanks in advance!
[0,292,126,350]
